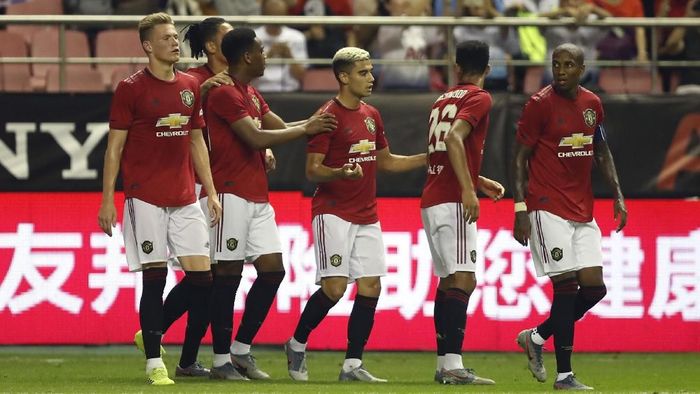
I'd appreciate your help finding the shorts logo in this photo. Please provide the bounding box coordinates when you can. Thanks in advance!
[180,89,195,108]
[470,250,477,263]
[141,241,153,254]
[551,247,563,262]
[330,254,342,267]
[226,238,238,251]
[583,108,596,127]
[364,117,376,134]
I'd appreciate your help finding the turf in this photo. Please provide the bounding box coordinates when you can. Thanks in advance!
[0,347,698,392]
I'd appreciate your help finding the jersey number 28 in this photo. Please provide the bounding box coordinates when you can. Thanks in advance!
[428,104,457,153]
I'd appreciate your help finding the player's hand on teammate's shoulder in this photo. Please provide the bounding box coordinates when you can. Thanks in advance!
[304,112,337,135]
[613,196,627,232]
[207,194,223,227]
[203,71,233,89]
[341,163,363,180]
[97,202,117,236]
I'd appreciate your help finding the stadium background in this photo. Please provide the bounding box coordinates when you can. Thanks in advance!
[0,2,699,354]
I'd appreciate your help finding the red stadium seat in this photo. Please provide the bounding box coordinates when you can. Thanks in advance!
[30,28,92,91]
[599,67,654,94]
[45,68,106,93]
[110,65,140,91]
[6,0,64,45]
[0,31,32,92]
[95,29,146,89]
[302,68,338,92]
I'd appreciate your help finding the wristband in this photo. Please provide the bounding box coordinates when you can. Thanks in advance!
[514,202,527,213]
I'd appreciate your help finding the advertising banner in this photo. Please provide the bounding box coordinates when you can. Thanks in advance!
[1,93,698,196]
[1,192,698,351]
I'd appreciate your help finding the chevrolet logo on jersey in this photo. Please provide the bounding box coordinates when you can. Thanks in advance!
[559,133,593,149]
[348,139,376,155]
[156,113,191,129]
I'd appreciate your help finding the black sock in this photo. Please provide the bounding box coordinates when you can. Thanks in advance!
[162,280,189,334]
[293,289,338,343]
[234,271,285,347]
[210,273,241,354]
[444,288,470,356]
[434,289,447,357]
[140,267,167,359]
[537,284,607,340]
[551,278,578,373]
[179,270,212,368]
[345,294,379,360]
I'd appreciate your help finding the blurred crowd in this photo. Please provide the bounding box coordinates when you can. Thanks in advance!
[2,0,700,93]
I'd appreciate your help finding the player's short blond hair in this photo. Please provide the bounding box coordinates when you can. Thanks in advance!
[332,47,370,79]
[138,12,174,43]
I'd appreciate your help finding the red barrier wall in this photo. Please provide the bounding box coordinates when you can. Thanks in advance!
[0,192,698,351]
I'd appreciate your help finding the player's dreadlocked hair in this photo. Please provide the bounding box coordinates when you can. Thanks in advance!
[332,47,370,80]
[138,12,174,43]
[221,27,257,65]
[455,40,489,76]
[183,17,228,59]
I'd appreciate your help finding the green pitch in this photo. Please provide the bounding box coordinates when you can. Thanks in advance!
[1,347,698,392]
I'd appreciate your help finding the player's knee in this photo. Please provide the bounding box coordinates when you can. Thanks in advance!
[357,277,381,297]
[321,278,348,302]
[258,270,285,286]
[324,286,347,302]
[215,260,243,276]
[452,272,476,294]
[552,275,579,295]
[581,284,607,304]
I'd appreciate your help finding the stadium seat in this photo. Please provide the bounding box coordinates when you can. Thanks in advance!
[95,29,146,89]
[110,65,139,91]
[523,66,544,95]
[302,68,338,92]
[623,67,654,94]
[599,67,654,94]
[45,68,106,93]
[0,31,32,92]
[6,0,64,45]
[30,28,92,91]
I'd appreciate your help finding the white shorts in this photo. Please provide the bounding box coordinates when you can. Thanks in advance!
[529,210,603,277]
[201,193,282,263]
[122,198,210,272]
[312,214,387,284]
[421,203,478,278]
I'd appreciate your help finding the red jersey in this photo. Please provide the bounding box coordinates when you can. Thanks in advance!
[109,68,204,207]
[516,85,604,222]
[308,99,388,224]
[186,65,214,123]
[421,83,492,208]
[187,65,214,184]
[205,79,270,202]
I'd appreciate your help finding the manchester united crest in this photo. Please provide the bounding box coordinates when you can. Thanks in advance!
[180,89,195,108]
[330,254,342,267]
[141,240,153,254]
[251,95,261,112]
[551,247,563,262]
[582,108,596,127]
[364,117,376,134]
[226,238,238,251]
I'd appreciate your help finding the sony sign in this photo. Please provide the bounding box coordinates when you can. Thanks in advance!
[0,122,109,180]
